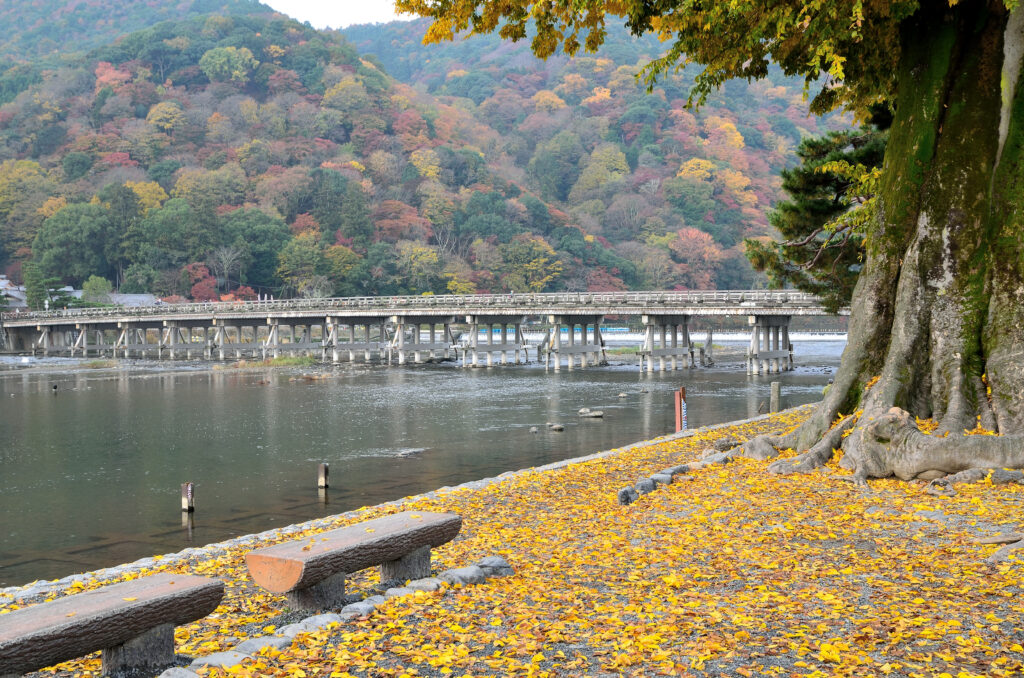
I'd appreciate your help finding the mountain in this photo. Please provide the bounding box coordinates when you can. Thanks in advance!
[0,9,851,304]
[341,19,851,289]
[0,0,276,61]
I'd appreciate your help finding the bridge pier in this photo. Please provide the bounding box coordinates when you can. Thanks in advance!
[263,320,280,360]
[700,327,715,366]
[386,316,455,365]
[746,315,793,374]
[463,315,528,367]
[71,324,106,357]
[639,315,693,372]
[115,323,148,358]
[325,318,384,363]
[544,315,605,371]
[35,325,50,356]
[212,322,227,360]
[161,321,186,360]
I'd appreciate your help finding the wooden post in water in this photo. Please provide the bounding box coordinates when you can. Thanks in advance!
[674,387,687,432]
[181,482,194,513]
[770,381,781,413]
[317,463,329,489]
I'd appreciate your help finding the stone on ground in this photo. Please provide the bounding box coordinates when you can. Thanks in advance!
[617,487,640,504]
[439,566,487,585]
[477,555,514,577]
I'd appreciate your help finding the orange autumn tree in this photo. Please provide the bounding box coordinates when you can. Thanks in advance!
[397,0,1024,484]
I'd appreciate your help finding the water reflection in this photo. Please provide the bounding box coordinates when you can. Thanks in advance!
[0,341,841,586]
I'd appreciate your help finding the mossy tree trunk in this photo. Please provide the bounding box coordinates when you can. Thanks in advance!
[765,0,1024,481]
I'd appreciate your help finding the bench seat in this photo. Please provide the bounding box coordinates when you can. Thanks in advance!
[0,573,224,677]
[246,511,461,609]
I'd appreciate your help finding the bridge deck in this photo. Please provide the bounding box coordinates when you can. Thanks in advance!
[0,291,843,328]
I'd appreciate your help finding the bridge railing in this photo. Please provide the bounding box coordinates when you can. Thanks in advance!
[1,290,828,323]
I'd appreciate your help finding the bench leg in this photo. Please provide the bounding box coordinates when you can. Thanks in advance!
[101,623,175,676]
[380,545,431,584]
[287,571,347,610]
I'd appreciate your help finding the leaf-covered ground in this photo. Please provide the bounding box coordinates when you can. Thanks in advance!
[7,406,1024,677]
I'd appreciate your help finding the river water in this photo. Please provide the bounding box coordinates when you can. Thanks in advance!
[0,338,843,587]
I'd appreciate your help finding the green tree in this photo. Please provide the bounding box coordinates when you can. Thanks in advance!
[276,231,326,295]
[122,198,211,271]
[22,260,73,309]
[336,182,373,246]
[61,152,93,181]
[402,1,1024,480]
[99,183,143,281]
[81,275,113,304]
[22,262,46,310]
[221,208,290,290]
[527,131,583,202]
[121,263,159,294]
[32,203,117,286]
[746,116,889,314]
[199,46,258,85]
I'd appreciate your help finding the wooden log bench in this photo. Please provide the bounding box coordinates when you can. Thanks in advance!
[0,573,224,677]
[246,511,461,609]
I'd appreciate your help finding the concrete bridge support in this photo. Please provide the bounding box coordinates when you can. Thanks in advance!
[115,323,162,358]
[323,318,388,363]
[35,325,50,355]
[543,315,605,371]
[463,315,528,367]
[262,320,280,360]
[71,324,107,357]
[638,315,694,372]
[700,327,715,367]
[388,316,455,365]
[746,315,793,375]
[160,321,196,360]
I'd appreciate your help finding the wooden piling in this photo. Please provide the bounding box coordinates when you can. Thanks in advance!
[317,463,329,489]
[181,482,194,513]
[770,381,781,413]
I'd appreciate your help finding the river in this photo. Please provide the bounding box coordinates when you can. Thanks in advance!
[0,337,843,586]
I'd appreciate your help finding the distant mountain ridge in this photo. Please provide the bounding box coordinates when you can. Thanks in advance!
[0,0,276,60]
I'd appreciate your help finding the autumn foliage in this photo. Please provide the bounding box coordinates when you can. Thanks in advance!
[0,10,847,300]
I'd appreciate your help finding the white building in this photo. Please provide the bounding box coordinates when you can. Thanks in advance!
[0,275,27,309]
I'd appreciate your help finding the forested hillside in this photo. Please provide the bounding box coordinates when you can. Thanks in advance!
[0,0,274,60]
[0,10,848,303]
[343,20,850,289]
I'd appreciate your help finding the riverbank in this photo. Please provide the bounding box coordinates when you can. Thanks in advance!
[5,406,1023,677]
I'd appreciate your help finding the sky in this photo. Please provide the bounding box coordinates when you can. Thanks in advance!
[261,1,414,29]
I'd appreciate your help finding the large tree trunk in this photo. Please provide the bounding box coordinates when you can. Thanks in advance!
[763,0,1024,481]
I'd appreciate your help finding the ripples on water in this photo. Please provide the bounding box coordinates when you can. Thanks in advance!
[0,340,842,586]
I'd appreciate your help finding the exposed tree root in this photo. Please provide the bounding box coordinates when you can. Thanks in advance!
[746,406,1024,489]
[852,408,1024,480]
[986,540,1024,565]
[925,468,1024,496]
[765,415,859,474]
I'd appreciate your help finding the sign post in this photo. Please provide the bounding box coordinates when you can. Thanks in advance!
[675,387,687,432]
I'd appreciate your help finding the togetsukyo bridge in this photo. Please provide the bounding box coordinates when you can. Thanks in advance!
[0,290,846,374]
